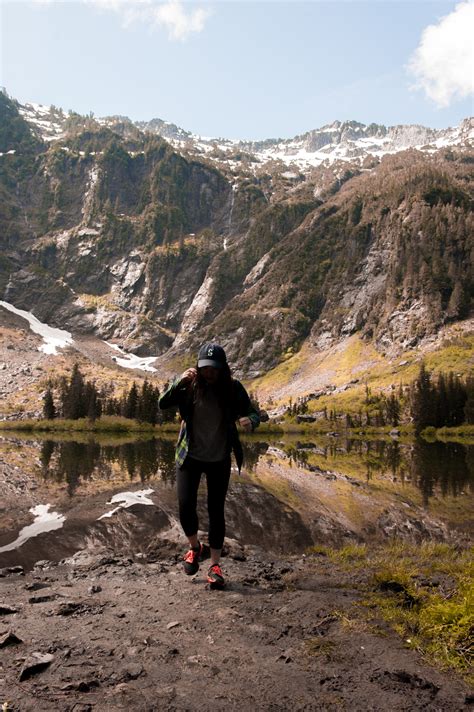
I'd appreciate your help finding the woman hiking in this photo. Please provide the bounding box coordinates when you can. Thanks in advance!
[159,343,260,589]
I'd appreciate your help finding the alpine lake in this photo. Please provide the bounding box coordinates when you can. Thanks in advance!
[0,432,472,571]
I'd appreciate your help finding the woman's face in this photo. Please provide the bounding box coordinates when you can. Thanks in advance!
[199,366,220,384]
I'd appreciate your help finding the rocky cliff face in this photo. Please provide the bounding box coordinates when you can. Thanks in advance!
[1,92,473,374]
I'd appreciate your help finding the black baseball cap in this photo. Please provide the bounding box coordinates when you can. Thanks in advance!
[197,343,227,369]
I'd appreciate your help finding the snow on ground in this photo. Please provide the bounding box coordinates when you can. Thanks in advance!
[18,103,65,141]
[106,342,158,372]
[0,504,66,553]
[0,300,74,354]
[98,489,155,519]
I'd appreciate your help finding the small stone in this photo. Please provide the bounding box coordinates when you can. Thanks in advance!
[28,594,57,604]
[0,604,18,615]
[77,679,100,692]
[0,631,23,648]
[0,566,24,576]
[19,652,54,681]
[187,655,203,665]
[34,560,52,569]
[167,621,180,630]
[88,585,102,594]
[24,582,49,591]
[56,601,83,616]
[154,685,176,699]
[122,664,143,680]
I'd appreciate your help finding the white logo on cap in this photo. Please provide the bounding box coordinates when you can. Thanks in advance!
[207,347,214,357]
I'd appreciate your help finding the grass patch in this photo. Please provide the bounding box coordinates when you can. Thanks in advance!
[332,540,474,683]
[306,540,473,682]
[305,638,338,659]
[329,543,368,565]
[0,416,161,433]
[307,544,331,557]
[432,425,474,445]
[251,341,312,400]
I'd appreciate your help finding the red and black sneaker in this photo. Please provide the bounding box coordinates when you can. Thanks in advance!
[207,563,225,589]
[183,542,203,575]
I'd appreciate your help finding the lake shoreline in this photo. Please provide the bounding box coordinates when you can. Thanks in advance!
[1,416,473,444]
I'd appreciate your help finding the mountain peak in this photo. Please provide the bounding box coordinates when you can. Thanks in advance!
[12,95,474,174]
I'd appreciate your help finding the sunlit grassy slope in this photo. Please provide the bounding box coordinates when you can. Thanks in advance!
[251,321,474,414]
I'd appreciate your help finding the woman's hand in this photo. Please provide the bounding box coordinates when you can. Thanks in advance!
[180,367,197,385]
[238,417,252,432]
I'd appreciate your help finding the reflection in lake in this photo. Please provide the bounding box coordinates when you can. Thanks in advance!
[1,433,473,569]
[411,440,473,504]
[40,438,177,495]
[35,435,474,504]
[283,438,474,504]
[0,504,65,553]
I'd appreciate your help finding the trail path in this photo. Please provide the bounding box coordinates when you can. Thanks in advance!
[0,546,471,711]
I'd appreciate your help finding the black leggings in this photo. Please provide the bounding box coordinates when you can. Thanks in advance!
[176,456,231,550]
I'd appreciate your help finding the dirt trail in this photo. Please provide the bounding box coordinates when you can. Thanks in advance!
[0,543,471,711]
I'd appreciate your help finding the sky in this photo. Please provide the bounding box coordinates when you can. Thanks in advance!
[1,0,473,140]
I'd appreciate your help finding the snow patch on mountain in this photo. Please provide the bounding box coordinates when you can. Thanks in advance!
[19,99,473,177]
[107,343,157,372]
[18,102,66,142]
[0,300,73,354]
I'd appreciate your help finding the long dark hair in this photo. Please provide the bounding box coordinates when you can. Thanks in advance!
[194,362,235,411]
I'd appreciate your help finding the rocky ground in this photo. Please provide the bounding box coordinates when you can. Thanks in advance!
[0,540,472,712]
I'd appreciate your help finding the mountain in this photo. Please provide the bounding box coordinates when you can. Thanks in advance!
[17,99,474,173]
[1,90,473,377]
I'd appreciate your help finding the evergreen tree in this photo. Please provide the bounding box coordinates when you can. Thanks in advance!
[104,397,119,416]
[62,364,86,419]
[57,375,68,418]
[84,381,101,421]
[435,372,449,427]
[464,376,474,424]
[385,394,401,427]
[137,380,160,424]
[43,386,56,420]
[124,382,139,420]
[447,281,468,320]
[410,362,435,434]
[446,372,467,426]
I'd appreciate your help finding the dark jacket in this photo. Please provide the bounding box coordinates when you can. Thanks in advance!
[159,377,260,472]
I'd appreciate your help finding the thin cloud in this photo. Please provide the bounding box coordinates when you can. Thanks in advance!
[151,1,210,40]
[90,0,210,40]
[33,0,211,40]
[408,1,474,108]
